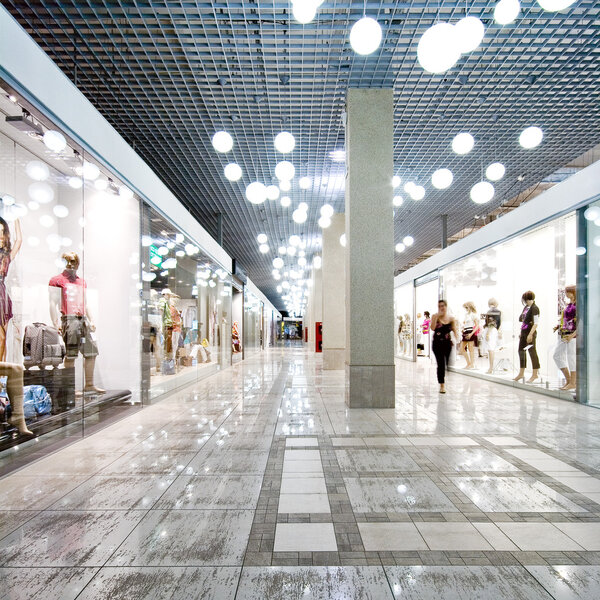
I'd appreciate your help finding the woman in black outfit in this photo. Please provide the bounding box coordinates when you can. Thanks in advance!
[514,290,540,384]
[431,300,459,394]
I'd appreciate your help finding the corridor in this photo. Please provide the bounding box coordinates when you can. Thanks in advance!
[1,346,600,599]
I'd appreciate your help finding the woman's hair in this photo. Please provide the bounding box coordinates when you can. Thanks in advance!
[424,311,430,317]
[565,285,576,297]
[488,298,498,308]
[438,299,447,307]
[522,290,535,302]
[0,217,11,253]
[463,301,476,313]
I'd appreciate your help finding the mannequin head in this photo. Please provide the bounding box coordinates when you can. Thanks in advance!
[0,218,11,252]
[488,298,498,309]
[62,252,80,271]
[463,301,476,314]
[565,285,576,303]
[521,290,535,306]
[437,299,447,316]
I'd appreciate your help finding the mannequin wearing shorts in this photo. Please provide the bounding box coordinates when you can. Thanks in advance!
[49,252,104,394]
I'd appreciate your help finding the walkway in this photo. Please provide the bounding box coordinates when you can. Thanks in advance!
[1,345,600,598]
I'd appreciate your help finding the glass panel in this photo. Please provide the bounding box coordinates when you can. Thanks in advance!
[394,282,414,359]
[415,279,438,359]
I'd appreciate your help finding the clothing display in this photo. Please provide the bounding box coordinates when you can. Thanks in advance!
[518,303,540,370]
[48,270,86,316]
[61,315,99,359]
[486,307,502,329]
[553,337,576,371]
[484,325,499,352]
[0,250,13,327]
[461,312,477,344]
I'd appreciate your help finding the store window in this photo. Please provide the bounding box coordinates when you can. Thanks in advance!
[243,289,261,353]
[394,282,414,359]
[415,276,439,359]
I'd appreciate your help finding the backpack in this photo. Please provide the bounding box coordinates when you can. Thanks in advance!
[23,323,66,368]
[23,385,52,420]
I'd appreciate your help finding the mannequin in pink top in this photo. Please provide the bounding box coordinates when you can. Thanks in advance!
[0,217,22,361]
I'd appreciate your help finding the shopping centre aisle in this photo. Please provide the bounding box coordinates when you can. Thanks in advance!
[1,345,600,599]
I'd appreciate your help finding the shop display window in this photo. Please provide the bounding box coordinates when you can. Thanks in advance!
[415,278,439,359]
[394,282,414,359]
[243,289,261,352]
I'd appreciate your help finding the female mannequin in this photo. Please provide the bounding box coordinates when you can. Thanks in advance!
[0,218,22,361]
[514,291,540,383]
[403,313,412,355]
[396,315,404,354]
[484,299,501,373]
[431,300,459,394]
[460,302,478,369]
[553,285,576,390]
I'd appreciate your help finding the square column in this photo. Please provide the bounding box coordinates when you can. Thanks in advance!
[345,88,395,407]
[322,213,346,369]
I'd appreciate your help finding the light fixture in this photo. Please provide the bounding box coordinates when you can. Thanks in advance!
[454,16,485,54]
[2,195,15,206]
[392,175,401,188]
[494,0,521,24]
[25,161,50,181]
[259,244,270,254]
[175,233,184,243]
[313,256,322,269]
[289,235,301,247]
[29,181,55,203]
[452,132,475,154]
[318,216,331,228]
[395,242,406,253]
[298,202,308,212]
[431,168,454,190]
[212,131,233,153]
[403,235,414,246]
[273,257,284,269]
[275,161,295,181]
[470,181,495,204]
[94,178,108,191]
[320,204,334,218]
[349,16,382,56]
[81,161,100,181]
[536,0,576,11]
[298,257,307,267]
[266,185,280,200]
[257,233,268,244]
[485,162,506,181]
[417,22,460,74]
[393,195,403,207]
[404,181,416,194]
[119,185,134,199]
[176,250,185,257]
[224,163,242,181]
[43,130,67,152]
[278,246,287,255]
[273,271,281,280]
[410,185,426,201]
[279,180,291,192]
[274,131,296,153]
[330,150,346,162]
[280,196,291,207]
[292,0,317,24]
[299,176,311,189]
[584,206,600,221]
[287,246,297,256]
[246,181,267,204]
[53,205,69,218]
[340,233,347,247]
[519,126,543,149]
[40,215,54,228]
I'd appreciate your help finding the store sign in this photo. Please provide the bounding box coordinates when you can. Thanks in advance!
[149,245,162,267]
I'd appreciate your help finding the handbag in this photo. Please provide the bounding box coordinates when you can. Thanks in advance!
[161,359,175,375]
[23,385,53,420]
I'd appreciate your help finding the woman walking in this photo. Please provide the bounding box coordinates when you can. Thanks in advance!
[431,300,459,394]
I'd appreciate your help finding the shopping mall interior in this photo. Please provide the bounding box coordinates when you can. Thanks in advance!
[0,1,599,598]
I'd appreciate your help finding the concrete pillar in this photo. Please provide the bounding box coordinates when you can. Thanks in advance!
[345,88,395,408]
[322,213,346,369]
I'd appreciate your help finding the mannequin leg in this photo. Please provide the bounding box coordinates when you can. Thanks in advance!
[514,333,527,381]
[0,325,6,362]
[2,362,33,435]
[527,337,540,383]
[84,357,105,394]
[466,341,475,368]
[487,350,495,374]
[563,339,577,390]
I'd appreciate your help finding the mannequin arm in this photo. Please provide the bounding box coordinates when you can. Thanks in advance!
[48,287,62,330]
[10,219,22,261]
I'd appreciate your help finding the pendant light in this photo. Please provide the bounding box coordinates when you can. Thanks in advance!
[494,0,521,25]
[417,22,460,74]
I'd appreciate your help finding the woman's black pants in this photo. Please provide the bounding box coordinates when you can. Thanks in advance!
[518,331,540,369]
[432,340,452,384]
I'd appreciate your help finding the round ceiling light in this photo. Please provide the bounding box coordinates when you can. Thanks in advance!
[536,0,576,11]
[68,177,82,190]
[392,175,401,188]
[340,234,347,247]
[292,209,307,224]
[485,162,506,181]
[259,244,270,254]
[454,16,485,54]
[298,202,308,212]
[393,195,403,207]
[95,178,108,191]
[246,181,267,204]
[313,256,322,269]
[266,185,280,200]
[25,161,50,182]
[257,233,268,244]
[410,185,426,201]
[119,185,134,200]
[404,182,416,194]
[43,130,67,153]
[289,235,302,247]
[298,257,307,267]
[299,176,311,189]
[584,206,600,221]
[278,246,287,255]
[431,168,454,190]
[494,0,521,24]
[470,181,495,204]
[320,204,334,218]
[287,246,297,256]
[279,180,291,192]
[452,132,475,154]
[349,17,382,56]
[395,242,406,253]
[275,160,295,181]
[224,163,242,181]
[275,131,296,153]
[417,22,460,74]
[318,216,331,228]
[273,257,284,269]
[519,126,543,149]
[81,161,100,181]
[293,0,317,24]
[280,196,291,207]
[403,235,414,247]
[211,130,233,153]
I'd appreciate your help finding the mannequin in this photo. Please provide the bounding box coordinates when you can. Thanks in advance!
[416,312,423,356]
[403,313,412,355]
[49,252,104,394]
[1,362,33,436]
[158,289,174,359]
[396,315,404,353]
[460,302,478,369]
[422,311,431,357]
[553,285,576,391]
[0,217,22,361]
[484,299,501,374]
[514,290,540,383]
[169,294,182,364]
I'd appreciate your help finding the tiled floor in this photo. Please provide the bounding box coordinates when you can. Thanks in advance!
[1,345,600,598]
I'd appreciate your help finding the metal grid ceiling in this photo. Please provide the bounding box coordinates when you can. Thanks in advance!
[4,0,599,309]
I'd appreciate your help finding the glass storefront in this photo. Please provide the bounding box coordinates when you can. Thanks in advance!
[394,282,414,359]
[243,289,261,354]
[415,277,438,359]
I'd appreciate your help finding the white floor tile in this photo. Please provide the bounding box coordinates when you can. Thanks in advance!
[286,438,319,447]
[554,522,600,551]
[496,522,585,551]
[280,477,327,495]
[274,523,337,552]
[278,493,330,513]
[415,522,493,551]
[358,522,428,551]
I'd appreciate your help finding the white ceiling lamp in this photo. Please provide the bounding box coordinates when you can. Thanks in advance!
[417,22,460,74]
[119,185,134,200]
[266,185,280,200]
[339,233,347,247]
[470,181,495,204]
[392,175,401,188]
[275,160,295,181]
[403,235,414,247]
[94,178,108,191]
[280,196,292,207]
[273,257,285,269]
[298,257,307,267]
[519,126,543,149]
[454,16,485,54]
[292,0,317,24]
[259,244,270,254]
[393,195,403,207]
[536,0,576,11]
[349,16,382,56]
[246,181,267,204]
[584,206,600,221]
[452,132,475,154]
[257,233,268,244]
[273,271,281,280]
[81,161,100,181]
[68,176,83,190]
[224,163,242,181]
[279,180,292,192]
[289,235,301,246]
[278,245,287,255]
[299,176,311,189]
[410,185,426,201]
[395,242,406,253]
[431,168,454,190]
[43,130,67,153]
[313,255,322,269]
[494,0,521,25]
[298,202,308,212]
[212,131,233,153]
[403,181,416,194]
[274,131,296,153]
[320,204,334,218]
[25,161,50,182]
[287,246,297,256]
[485,162,506,181]
[318,216,331,228]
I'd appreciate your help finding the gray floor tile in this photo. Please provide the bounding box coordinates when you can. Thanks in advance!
[185,450,269,475]
[0,475,90,511]
[98,451,197,476]
[1,567,99,600]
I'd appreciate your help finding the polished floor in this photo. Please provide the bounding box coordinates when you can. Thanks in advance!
[2,345,600,599]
